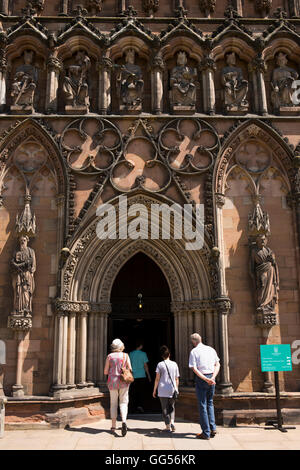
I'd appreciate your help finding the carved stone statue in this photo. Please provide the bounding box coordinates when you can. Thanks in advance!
[87,0,103,15]
[250,234,279,323]
[271,52,299,114]
[117,49,144,111]
[11,50,38,113]
[63,51,91,114]
[11,235,36,318]
[170,51,197,111]
[222,52,248,113]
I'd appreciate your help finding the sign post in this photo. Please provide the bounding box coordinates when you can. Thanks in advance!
[260,344,295,432]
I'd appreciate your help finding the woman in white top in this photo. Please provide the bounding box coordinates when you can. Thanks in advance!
[104,338,132,436]
[153,345,180,432]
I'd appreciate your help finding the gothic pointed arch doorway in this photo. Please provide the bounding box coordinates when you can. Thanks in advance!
[109,252,173,412]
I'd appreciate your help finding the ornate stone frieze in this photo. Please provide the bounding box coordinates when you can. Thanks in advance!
[171,300,216,313]
[54,299,112,315]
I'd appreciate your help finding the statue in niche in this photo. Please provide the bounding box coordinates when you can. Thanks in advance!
[271,52,299,113]
[11,50,39,113]
[11,235,36,318]
[86,0,103,15]
[63,50,91,113]
[117,49,144,111]
[170,51,197,111]
[250,234,279,320]
[221,52,249,113]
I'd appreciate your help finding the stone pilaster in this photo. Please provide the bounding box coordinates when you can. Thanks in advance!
[199,55,216,115]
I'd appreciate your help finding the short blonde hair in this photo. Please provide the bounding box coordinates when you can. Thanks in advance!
[110,338,125,352]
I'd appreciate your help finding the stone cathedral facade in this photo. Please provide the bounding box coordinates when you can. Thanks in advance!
[0,0,300,425]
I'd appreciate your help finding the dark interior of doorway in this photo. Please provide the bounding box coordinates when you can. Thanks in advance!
[109,253,173,414]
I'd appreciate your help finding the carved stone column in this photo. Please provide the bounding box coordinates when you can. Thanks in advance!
[46,57,62,114]
[52,313,69,395]
[249,56,268,116]
[150,53,165,115]
[199,55,216,115]
[98,56,112,115]
[77,312,88,388]
[59,0,68,15]
[214,193,234,394]
[0,29,7,113]
[67,312,76,389]
[1,0,9,15]
[87,312,96,386]
[172,302,210,386]
[215,298,234,394]
[12,331,28,398]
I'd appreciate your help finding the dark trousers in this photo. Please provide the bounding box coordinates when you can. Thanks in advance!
[159,397,175,425]
[129,377,147,411]
[195,374,216,438]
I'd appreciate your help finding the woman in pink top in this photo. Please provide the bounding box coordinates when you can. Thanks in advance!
[104,338,132,436]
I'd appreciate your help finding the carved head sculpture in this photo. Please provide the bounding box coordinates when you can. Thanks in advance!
[276,52,288,67]
[19,235,29,249]
[75,50,87,64]
[225,52,237,66]
[255,233,267,249]
[125,49,136,65]
[24,50,34,65]
[177,51,187,66]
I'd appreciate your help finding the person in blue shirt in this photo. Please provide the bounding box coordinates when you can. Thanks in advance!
[129,340,151,413]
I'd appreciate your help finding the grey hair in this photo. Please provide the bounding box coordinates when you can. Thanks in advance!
[190,333,202,343]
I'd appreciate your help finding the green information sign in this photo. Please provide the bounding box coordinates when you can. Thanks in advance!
[260,344,293,372]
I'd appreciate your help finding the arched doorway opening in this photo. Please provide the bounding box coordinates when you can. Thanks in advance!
[108,252,173,412]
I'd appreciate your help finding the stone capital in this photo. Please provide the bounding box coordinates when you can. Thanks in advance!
[7,315,32,332]
[97,57,113,72]
[199,55,216,72]
[215,297,232,315]
[150,54,165,71]
[215,192,226,208]
[249,56,267,74]
[47,57,63,72]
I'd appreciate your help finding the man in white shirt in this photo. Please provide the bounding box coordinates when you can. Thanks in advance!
[189,333,220,440]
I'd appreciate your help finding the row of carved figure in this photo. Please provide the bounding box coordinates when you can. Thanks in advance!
[10,48,299,114]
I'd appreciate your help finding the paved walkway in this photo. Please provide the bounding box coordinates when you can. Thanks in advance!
[1,416,300,450]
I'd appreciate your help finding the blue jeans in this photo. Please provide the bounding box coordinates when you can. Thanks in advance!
[195,374,216,438]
